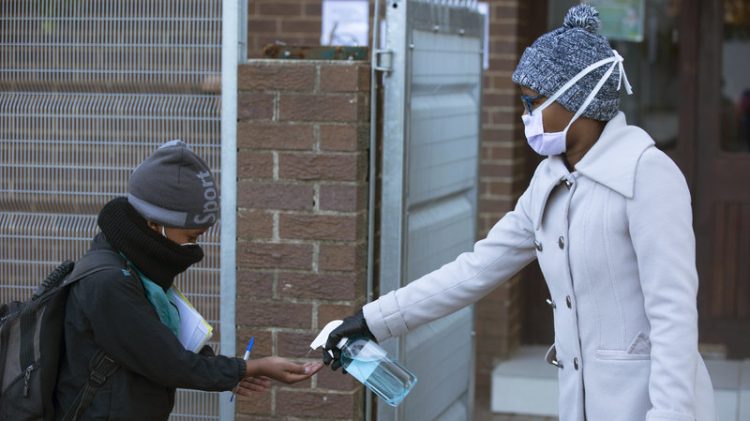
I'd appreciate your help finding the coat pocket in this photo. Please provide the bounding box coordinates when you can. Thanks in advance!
[596,331,651,361]
[585,357,651,421]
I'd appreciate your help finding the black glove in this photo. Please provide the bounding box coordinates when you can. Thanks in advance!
[322,309,376,371]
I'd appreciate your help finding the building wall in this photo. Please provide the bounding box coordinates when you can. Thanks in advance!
[469,0,540,408]
[235,59,371,420]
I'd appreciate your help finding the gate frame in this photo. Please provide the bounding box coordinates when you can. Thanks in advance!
[219,0,240,419]
[377,0,484,419]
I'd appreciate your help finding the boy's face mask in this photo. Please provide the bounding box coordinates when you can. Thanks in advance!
[522,50,632,156]
[161,226,199,247]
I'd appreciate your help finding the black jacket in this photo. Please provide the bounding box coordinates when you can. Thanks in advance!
[54,234,245,420]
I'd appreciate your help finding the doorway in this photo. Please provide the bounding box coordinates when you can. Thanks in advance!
[694,0,750,358]
[520,0,750,359]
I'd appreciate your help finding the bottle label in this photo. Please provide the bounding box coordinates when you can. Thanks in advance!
[346,358,379,383]
[343,340,387,382]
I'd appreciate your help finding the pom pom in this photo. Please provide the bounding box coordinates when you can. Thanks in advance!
[563,4,600,33]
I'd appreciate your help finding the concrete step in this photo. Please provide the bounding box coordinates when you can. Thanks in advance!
[491,346,750,420]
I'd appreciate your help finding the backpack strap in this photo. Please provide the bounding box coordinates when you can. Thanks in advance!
[59,249,128,421]
[60,351,119,421]
[63,249,127,288]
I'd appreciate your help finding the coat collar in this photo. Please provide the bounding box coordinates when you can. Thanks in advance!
[531,112,654,231]
[574,112,654,198]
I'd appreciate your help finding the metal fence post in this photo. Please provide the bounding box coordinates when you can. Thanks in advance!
[219,0,240,420]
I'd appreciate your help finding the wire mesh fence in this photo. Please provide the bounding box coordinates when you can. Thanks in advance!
[0,0,222,92]
[0,92,221,213]
[0,1,225,419]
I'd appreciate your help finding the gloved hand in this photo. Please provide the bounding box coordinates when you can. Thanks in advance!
[322,309,376,371]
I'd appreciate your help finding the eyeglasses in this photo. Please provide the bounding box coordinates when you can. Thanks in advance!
[521,94,545,115]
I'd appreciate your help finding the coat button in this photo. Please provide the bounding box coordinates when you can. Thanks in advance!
[564,179,573,189]
[558,236,565,249]
[566,295,572,308]
[573,357,579,370]
[534,240,543,252]
[545,298,556,309]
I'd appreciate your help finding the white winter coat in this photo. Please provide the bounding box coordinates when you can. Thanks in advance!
[363,113,716,421]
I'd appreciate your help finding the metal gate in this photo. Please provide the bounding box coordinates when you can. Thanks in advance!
[378,1,484,420]
[0,2,228,419]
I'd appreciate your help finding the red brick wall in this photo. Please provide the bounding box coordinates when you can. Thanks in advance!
[235,59,370,420]
[473,0,542,409]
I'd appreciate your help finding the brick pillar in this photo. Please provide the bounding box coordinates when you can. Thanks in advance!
[473,0,540,413]
[235,59,370,420]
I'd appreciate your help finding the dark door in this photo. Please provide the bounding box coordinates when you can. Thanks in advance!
[694,0,750,358]
[521,0,740,351]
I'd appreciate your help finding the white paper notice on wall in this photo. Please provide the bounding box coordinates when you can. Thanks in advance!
[478,2,490,70]
[321,0,370,46]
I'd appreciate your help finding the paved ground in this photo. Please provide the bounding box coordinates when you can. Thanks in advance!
[487,415,557,421]
[474,397,557,420]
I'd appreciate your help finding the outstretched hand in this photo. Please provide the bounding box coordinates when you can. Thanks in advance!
[245,356,323,385]
[234,376,272,397]
[322,309,376,371]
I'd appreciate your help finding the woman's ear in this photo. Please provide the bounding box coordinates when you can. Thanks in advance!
[146,221,162,233]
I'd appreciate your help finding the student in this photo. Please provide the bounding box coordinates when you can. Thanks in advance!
[54,140,322,420]
[323,5,716,421]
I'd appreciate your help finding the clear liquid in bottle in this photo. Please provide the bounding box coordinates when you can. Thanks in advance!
[339,338,417,407]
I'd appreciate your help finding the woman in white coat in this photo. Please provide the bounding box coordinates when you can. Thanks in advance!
[323,5,715,421]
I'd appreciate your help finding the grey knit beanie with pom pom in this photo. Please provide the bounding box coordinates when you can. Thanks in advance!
[512,4,622,121]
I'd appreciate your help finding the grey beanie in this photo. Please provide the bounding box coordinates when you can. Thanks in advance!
[128,140,219,228]
[512,4,622,121]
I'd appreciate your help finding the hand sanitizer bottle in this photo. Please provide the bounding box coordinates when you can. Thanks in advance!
[311,320,417,407]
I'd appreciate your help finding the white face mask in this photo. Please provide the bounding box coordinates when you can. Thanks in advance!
[161,226,199,247]
[522,50,632,156]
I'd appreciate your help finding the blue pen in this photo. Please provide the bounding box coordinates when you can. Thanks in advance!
[243,336,255,360]
[230,336,255,402]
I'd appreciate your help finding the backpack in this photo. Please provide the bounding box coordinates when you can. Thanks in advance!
[0,250,127,421]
